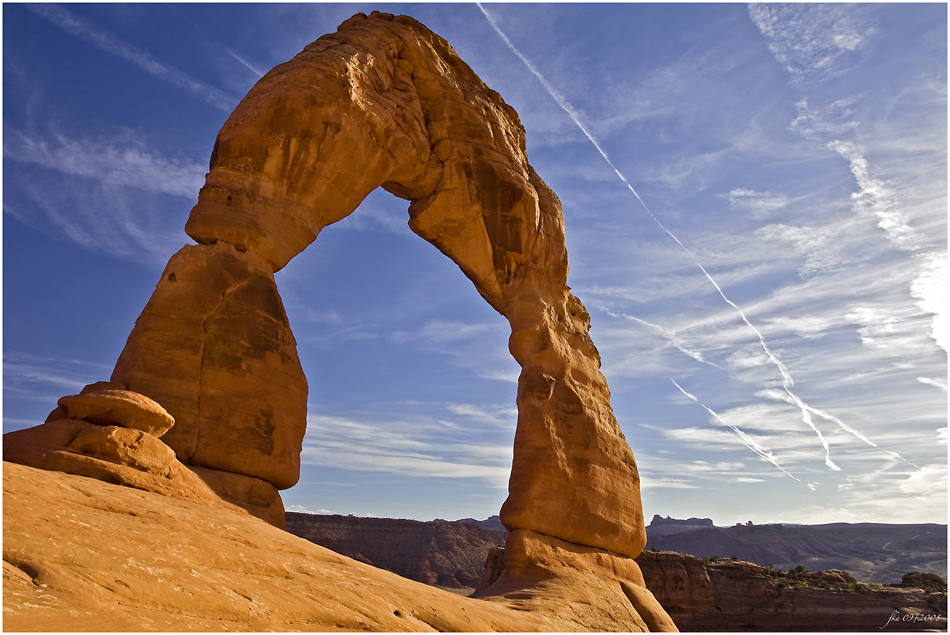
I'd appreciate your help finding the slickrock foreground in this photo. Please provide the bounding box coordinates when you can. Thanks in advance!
[3,11,672,630]
[3,462,655,632]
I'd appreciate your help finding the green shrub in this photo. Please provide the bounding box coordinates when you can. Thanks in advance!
[709,555,720,562]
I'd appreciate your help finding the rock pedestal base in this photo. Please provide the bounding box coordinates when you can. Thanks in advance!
[475,529,678,632]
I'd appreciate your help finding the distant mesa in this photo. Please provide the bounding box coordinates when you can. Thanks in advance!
[647,514,716,536]
[455,515,507,532]
[3,10,674,632]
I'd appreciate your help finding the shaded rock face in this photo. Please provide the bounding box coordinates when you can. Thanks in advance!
[6,10,664,627]
[284,512,509,589]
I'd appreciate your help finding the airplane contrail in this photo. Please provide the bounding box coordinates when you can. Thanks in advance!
[478,3,849,471]
[168,6,265,78]
[672,379,800,481]
[607,310,721,369]
[27,3,233,111]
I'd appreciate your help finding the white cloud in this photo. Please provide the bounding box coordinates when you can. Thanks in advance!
[917,377,948,392]
[725,188,790,219]
[26,3,233,111]
[302,411,512,488]
[416,320,497,343]
[756,223,844,278]
[445,403,516,428]
[4,128,198,265]
[898,464,948,498]
[828,140,922,253]
[640,477,700,490]
[3,352,112,399]
[285,505,334,515]
[789,98,860,140]
[748,4,874,84]
[334,201,412,235]
[608,311,718,369]
[6,129,205,199]
[910,253,949,352]
[845,306,913,350]
[727,348,770,370]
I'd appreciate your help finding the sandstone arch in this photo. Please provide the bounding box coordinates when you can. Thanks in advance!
[8,12,674,630]
[113,10,649,562]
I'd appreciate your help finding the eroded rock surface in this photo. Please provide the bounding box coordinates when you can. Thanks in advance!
[57,390,175,437]
[2,463,589,632]
[112,242,307,490]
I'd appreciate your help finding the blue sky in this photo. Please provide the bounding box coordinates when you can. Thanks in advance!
[3,3,947,526]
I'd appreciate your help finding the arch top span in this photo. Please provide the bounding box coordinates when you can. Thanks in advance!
[185,11,565,316]
[114,10,647,565]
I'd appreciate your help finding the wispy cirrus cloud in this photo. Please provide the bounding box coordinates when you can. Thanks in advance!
[790,98,861,140]
[755,223,844,277]
[2,352,113,431]
[828,140,922,253]
[302,411,512,487]
[607,311,720,369]
[725,188,790,220]
[5,128,205,198]
[25,3,234,111]
[748,3,874,84]
[4,127,199,265]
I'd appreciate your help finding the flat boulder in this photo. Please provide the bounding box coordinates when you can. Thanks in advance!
[58,390,175,437]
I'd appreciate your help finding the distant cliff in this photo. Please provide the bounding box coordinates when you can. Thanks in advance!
[644,522,947,583]
[284,513,507,589]
[648,514,716,536]
[284,512,948,630]
[637,550,947,631]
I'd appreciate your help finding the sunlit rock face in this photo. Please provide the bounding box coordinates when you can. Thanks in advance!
[5,11,671,629]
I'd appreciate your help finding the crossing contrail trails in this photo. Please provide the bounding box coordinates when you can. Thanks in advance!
[607,311,721,369]
[478,3,848,470]
[672,379,800,481]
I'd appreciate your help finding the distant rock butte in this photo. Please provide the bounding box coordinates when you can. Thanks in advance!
[3,11,672,631]
[647,515,716,536]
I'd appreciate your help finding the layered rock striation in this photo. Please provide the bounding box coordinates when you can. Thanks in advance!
[4,11,669,629]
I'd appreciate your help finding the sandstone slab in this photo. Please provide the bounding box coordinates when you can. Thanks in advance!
[2,422,282,527]
[57,389,174,437]
[3,462,652,632]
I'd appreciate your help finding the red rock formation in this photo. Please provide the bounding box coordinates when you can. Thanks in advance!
[4,11,668,628]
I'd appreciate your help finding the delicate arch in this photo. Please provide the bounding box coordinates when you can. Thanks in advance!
[111,11,646,560]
